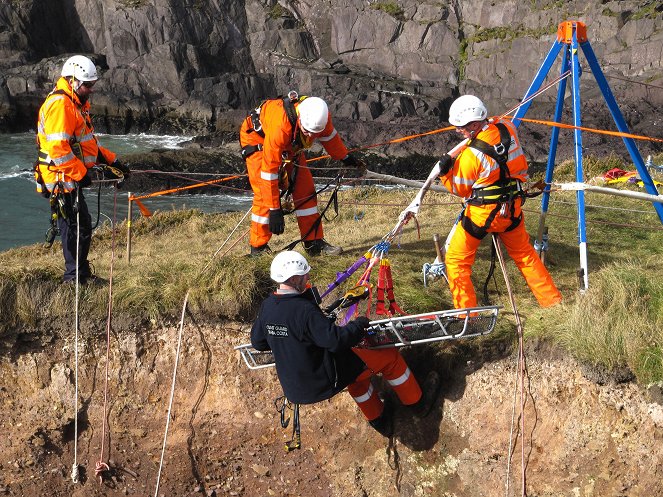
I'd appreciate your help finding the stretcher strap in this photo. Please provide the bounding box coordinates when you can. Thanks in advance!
[384,262,406,316]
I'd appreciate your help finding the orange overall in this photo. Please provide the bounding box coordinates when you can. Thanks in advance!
[347,348,422,421]
[239,97,349,249]
[440,120,562,309]
[36,77,116,193]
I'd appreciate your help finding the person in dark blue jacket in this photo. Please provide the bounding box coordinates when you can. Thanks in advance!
[251,251,439,437]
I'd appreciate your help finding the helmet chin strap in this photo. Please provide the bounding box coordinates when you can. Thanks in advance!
[69,78,89,104]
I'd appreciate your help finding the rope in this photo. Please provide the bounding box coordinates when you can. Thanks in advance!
[513,116,663,143]
[71,188,81,484]
[152,208,251,496]
[492,235,527,497]
[94,187,118,483]
[130,174,244,201]
[153,289,189,497]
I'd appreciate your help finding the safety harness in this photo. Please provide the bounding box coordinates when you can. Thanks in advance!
[240,92,305,161]
[35,89,105,246]
[460,122,525,241]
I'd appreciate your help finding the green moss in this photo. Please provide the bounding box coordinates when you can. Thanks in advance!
[370,2,405,21]
[117,0,149,8]
[457,38,468,81]
[469,24,556,44]
[267,3,288,19]
[628,1,661,21]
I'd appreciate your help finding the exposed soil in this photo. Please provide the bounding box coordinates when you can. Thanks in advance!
[1,320,662,497]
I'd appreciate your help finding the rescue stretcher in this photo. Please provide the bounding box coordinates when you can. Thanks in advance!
[235,305,500,370]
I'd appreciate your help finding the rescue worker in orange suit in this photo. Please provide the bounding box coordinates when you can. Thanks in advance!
[404,95,562,309]
[35,55,130,284]
[240,94,364,256]
[251,251,440,437]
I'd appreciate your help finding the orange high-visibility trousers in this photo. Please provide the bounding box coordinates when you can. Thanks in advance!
[246,152,323,248]
[347,348,422,421]
[445,210,562,309]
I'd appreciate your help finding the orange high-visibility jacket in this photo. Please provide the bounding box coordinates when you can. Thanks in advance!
[239,97,349,209]
[440,119,528,198]
[36,77,116,193]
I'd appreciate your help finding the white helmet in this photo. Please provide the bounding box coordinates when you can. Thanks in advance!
[297,97,329,133]
[448,95,488,127]
[61,55,98,82]
[270,251,311,283]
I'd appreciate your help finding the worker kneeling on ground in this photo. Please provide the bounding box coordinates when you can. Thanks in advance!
[437,95,562,309]
[240,93,365,257]
[251,251,440,437]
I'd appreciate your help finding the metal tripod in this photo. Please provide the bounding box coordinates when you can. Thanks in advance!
[511,20,663,291]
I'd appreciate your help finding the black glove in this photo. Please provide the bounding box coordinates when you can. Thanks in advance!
[438,153,453,175]
[268,208,285,235]
[78,170,93,188]
[342,154,367,173]
[354,316,371,329]
[112,159,131,177]
[102,160,129,189]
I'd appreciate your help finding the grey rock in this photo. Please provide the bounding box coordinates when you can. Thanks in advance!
[0,0,660,165]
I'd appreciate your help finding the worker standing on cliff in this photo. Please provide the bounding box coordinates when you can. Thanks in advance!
[35,55,130,284]
[240,93,365,256]
[251,251,440,438]
[403,95,562,309]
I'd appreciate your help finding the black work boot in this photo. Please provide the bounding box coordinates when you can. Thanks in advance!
[304,238,343,256]
[368,398,394,437]
[249,244,271,257]
[410,371,441,418]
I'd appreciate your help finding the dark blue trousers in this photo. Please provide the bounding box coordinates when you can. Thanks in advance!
[58,190,92,282]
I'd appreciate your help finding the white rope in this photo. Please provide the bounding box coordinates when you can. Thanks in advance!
[492,235,527,497]
[153,207,251,495]
[153,290,189,497]
[71,189,81,484]
[548,197,658,215]
[555,181,663,203]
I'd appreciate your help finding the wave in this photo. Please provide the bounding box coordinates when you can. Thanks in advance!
[0,166,32,181]
[97,133,192,150]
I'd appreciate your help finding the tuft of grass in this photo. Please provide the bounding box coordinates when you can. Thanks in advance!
[545,258,663,383]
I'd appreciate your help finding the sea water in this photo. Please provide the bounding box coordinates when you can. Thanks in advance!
[0,133,252,252]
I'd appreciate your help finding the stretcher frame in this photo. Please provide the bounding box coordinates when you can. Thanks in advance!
[235,305,500,370]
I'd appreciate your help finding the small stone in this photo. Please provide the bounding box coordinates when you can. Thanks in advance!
[251,464,270,477]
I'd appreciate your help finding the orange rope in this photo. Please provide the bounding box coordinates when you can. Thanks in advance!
[306,126,456,163]
[511,116,663,143]
[130,174,244,201]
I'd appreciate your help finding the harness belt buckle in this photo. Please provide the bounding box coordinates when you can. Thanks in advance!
[493,142,506,156]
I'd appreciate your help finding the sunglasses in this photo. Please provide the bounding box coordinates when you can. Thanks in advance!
[81,81,96,88]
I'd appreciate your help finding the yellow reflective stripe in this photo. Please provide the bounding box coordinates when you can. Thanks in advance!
[295,206,318,217]
[251,213,269,225]
[508,148,524,161]
[453,176,474,187]
[260,171,279,181]
[44,132,72,142]
[387,367,411,387]
[44,181,76,191]
[52,152,75,165]
[352,383,374,404]
[317,128,337,142]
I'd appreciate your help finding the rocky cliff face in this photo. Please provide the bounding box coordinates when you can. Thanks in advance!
[1,0,661,157]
